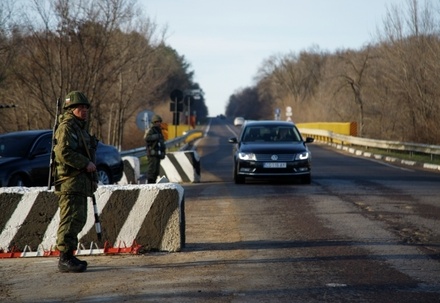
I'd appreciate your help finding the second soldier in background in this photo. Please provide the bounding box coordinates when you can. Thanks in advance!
[145,114,166,183]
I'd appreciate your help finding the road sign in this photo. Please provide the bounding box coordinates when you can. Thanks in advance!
[275,108,281,120]
[170,89,183,102]
[135,110,155,130]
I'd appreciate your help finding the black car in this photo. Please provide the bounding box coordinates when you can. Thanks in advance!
[0,130,124,187]
[228,120,314,184]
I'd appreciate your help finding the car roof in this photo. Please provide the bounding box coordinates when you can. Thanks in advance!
[0,129,52,138]
[242,120,295,127]
[0,129,113,150]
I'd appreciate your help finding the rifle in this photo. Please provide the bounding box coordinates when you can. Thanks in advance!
[79,131,103,242]
[47,98,61,190]
[91,193,102,241]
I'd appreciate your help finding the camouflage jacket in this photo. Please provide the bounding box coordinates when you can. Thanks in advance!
[145,125,166,158]
[54,112,98,196]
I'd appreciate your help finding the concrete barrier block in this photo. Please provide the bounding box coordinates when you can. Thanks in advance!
[0,183,185,255]
[160,151,201,183]
[118,156,140,185]
[121,151,201,184]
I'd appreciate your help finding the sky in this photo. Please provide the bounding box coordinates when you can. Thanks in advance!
[139,0,405,117]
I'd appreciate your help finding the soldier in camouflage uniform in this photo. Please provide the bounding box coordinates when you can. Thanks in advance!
[145,114,166,183]
[54,91,99,273]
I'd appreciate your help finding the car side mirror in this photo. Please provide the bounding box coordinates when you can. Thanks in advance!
[305,137,314,143]
[228,137,238,144]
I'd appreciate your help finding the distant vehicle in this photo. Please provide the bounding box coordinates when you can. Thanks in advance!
[0,130,124,187]
[234,117,245,126]
[228,120,314,184]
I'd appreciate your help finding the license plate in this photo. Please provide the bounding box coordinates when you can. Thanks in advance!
[263,162,286,168]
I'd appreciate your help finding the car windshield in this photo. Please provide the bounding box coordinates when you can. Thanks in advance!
[242,126,301,142]
[0,135,35,157]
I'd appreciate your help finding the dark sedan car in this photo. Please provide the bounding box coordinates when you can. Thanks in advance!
[228,120,314,184]
[0,130,124,187]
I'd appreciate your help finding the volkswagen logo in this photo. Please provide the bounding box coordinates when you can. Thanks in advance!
[271,154,278,160]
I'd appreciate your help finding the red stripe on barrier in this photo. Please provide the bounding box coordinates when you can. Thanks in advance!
[0,252,24,258]
[103,241,142,254]
[0,241,142,258]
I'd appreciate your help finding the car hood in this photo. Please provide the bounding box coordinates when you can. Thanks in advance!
[239,142,308,154]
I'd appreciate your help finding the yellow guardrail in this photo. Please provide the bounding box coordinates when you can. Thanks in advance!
[298,128,440,157]
[296,122,357,136]
[184,131,203,144]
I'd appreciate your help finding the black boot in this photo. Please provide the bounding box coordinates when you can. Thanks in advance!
[71,255,88,267]
[58,250,87,273]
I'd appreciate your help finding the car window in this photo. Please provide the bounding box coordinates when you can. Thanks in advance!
[275,127,301,141]
[241,125,302,143]
[261,127,277,141]
[32,135,52,156]
[0,135,35,157]
[243,127,262,142]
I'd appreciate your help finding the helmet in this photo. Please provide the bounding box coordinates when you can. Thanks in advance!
[151,114,162,123]
[63,91,90,109]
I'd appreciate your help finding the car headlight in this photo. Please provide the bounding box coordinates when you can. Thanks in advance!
[238,152,256,161]
[295,152,310,160]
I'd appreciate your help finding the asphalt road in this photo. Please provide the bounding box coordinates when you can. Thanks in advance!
[1,117,440,302]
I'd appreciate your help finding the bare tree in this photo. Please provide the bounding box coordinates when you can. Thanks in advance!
[255,54,288,116]
[0,0,20,132]
[9,0,170,144]
[331,48,374,137]
[253,47,325,121]
[376,0,440,143]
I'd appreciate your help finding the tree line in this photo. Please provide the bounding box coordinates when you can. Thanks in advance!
[0,0,208,149]
[226,0,440,144]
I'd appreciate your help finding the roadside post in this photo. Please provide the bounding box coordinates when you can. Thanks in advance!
[170,89,183,138]
[286,106,292,122]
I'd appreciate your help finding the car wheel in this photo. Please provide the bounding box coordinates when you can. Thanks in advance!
[234,163,245,184]
[8,174,26,187]
[97,167,111,185]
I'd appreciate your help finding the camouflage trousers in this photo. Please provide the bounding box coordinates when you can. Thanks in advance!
[56,194,88,253]
[146,156,161,183]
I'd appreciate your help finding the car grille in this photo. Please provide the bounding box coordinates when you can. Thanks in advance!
[256,154,295,161]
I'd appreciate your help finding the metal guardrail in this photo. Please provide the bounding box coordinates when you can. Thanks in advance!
[120,129,204,158]
[122,126,440,160]
[299,128,440,159]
